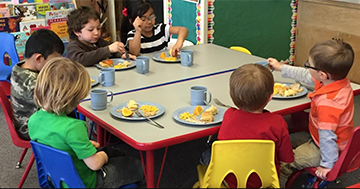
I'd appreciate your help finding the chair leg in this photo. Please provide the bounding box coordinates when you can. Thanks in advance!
[285,169,305,188]
[17,153,35,188]
[16,148,29,169]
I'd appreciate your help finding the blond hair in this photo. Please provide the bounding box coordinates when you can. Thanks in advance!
[34,57,91,115]
[230,64,274,112]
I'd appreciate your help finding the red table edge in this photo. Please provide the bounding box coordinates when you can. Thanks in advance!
[77,101,313,151]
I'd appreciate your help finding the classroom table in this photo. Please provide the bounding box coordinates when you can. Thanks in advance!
[86,43,265,98]
[78,70,360,188]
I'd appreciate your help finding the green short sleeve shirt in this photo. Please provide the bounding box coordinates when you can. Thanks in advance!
[28,109,97,188]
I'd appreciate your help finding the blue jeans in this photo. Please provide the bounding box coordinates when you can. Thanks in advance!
[96,147,146,188]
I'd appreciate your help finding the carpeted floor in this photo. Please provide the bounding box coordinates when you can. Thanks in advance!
[1,96,360,188]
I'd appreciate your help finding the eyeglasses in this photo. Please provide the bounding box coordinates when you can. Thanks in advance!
[304,61,329,79]
[304,61,320,71]
[141,14,156,22]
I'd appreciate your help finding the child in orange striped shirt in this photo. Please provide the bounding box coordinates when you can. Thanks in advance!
[268,39,355,187]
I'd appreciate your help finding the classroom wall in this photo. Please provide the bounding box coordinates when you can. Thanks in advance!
[213,0,292,60]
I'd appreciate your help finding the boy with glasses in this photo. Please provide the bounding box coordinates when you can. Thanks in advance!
[268,39,355,187]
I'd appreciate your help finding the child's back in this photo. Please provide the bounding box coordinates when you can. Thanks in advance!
[11,29,64,140]
[201,64,294,188]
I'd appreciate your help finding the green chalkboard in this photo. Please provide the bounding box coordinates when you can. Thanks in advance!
[213,0,292,60]
[170,0,197,44]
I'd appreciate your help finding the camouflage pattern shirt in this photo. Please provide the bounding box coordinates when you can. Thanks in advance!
[10,61,39,140]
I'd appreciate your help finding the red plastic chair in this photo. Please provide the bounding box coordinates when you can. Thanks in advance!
[0,86,34,188]
[286,126,360,188]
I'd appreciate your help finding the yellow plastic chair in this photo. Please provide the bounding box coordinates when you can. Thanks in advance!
[230,46,252,55]
[193,140,279,188]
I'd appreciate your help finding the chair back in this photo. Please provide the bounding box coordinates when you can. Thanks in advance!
[326,126,360,180]
[230,46,252,55]
[30,140,86,188]
[202,140,279,188]
[0,32,20,81]
[0,86,30,148]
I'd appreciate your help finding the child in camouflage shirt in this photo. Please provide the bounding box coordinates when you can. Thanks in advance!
[11,29,64,140]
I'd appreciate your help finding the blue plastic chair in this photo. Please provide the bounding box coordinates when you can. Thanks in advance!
[0,32,20,82]
[30,141,138,188]
[30,140,86,188]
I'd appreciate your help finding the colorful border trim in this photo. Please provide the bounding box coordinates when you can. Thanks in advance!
[196,1,201,44]
[168,0,172,26]
[289,0,298,65]
[207,0,215,44]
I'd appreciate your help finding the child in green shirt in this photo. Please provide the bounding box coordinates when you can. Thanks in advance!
[28,57,145,188]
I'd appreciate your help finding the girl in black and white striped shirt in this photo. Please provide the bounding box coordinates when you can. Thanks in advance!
[120,0,188,57]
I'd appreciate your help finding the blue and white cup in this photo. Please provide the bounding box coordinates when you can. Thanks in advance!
[180,50,194,67]
[90,89,113,111]
[136,56,149,74]
[98,68,115,87]
[190,86,212,105]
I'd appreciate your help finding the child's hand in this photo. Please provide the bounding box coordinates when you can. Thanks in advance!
[121,53,137,60]
[109,42,125,54]
[133,16,143,32]
[90,140,100,148]
[315,166,331,179]
[171,42,183,57]
[267,58,283,71]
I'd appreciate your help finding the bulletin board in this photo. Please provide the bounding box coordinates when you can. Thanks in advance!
[212,0,293,61]
[169,0,197,44]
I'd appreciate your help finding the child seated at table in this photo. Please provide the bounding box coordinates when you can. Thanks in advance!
[11,29,64,140]
[28,57,146,188]
[66,6,136,67]
[268,39,355,187]
[199,64,294,188]
[120,0,189,56]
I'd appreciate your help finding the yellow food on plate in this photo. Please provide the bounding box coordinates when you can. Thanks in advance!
[168,48,173,57]
[193,105,203,116]
[127,100,138,110]
[90,78,95,83]
[99,61,110,68]
[121,107,133,117]
[164,56,178,61]
[200,111,214,123]
[273,83,304,97]
[205,105,218,115]
[139,105,159,117]
[113,60,132,69]
[180,112,195,120]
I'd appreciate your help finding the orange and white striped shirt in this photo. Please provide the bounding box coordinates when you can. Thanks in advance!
[308,78,354,152]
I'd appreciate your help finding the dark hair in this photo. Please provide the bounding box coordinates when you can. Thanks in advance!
[229,64,274,112]
[310,39,354,80]
[25,29,64,59]
[120,0,153,44]
[67,6,100,40]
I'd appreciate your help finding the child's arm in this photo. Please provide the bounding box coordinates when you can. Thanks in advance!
[83,151,108,171]
[128,17,143,56]
[268,58,314,86]
[169,26,189,57]
[66,39,125,67]
[316,129,338,179]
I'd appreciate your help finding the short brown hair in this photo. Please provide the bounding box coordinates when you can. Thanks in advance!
[34,57,91,115]
[230,64,274,112]
[67,6,100,40]
[310,40,354,80]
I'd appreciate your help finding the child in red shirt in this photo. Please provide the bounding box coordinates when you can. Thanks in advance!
[200,64,294,188]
